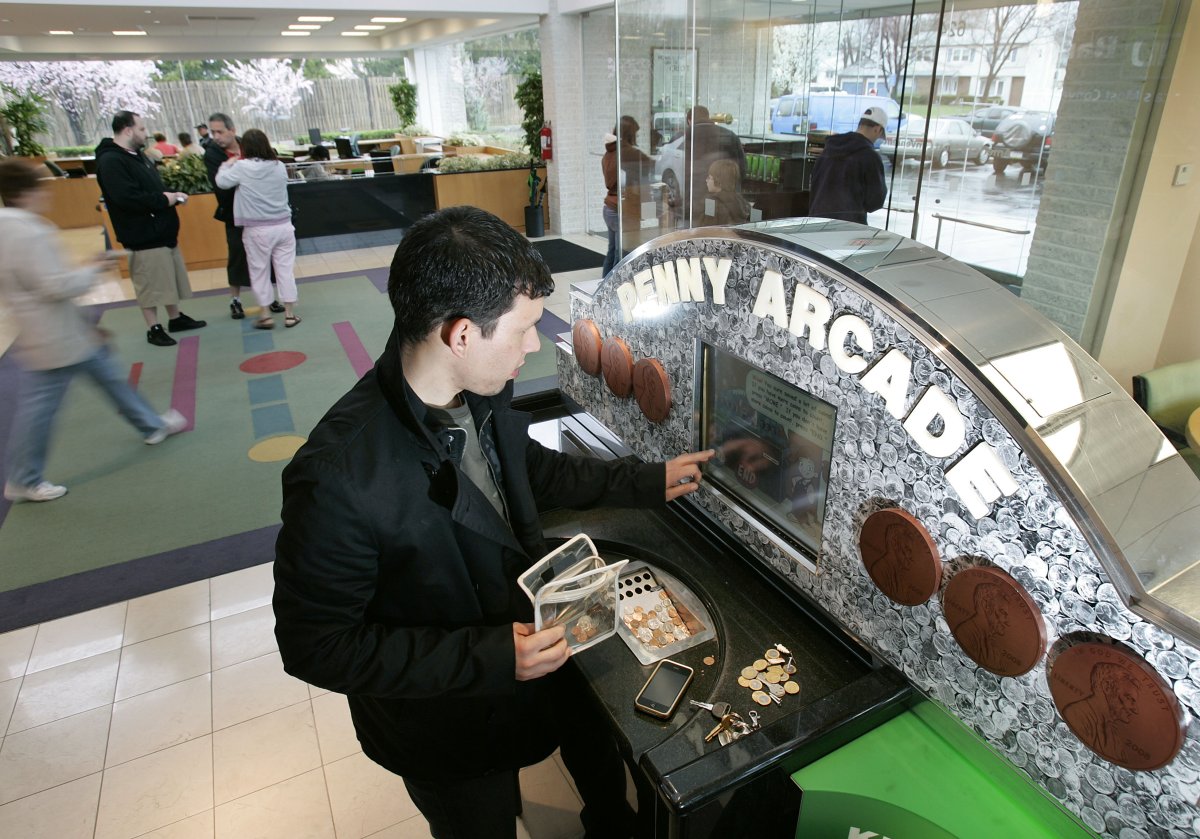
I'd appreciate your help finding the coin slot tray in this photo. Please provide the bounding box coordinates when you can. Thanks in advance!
[616,562,716,665]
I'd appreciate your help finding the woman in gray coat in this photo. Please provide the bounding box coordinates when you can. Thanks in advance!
[0,159,185,502]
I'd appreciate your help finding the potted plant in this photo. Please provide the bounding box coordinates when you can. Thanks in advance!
[389,80,418,128]
[158,154,213,195]
[525,159,545,237]
[0,86,50,159]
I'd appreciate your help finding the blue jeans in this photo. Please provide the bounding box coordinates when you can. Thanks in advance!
[602,205,620,277]
[5,346,164,488]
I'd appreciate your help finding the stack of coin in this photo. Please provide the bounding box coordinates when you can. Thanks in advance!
[736,647,800,706]
[570,613,598,644]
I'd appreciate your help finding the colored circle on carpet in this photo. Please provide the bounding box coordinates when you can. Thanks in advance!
[248,435,308,462]
[240,351,307,375]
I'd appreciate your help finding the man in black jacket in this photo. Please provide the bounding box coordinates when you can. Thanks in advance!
[95,111,206,347]
[807,105,889,225]
[682,105,747,225]
[274,207,713,838]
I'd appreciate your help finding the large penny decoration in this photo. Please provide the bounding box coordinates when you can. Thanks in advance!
[944,566,1046,677]
[858,508,941,606]
[633,358,672,423]
[572,319,603,377]
[1048,641,1185,771]
[601,337,634,397]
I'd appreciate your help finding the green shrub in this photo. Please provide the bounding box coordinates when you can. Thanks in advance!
[514,73,543,157]
[445,132,488,147]
[0,88,49,157]
[159,154,213,194]
[51,145,97,157]
[436,152,538,173]
[389,80,418,127]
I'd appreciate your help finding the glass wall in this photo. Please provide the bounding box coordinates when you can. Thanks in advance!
[611,0,1091,289]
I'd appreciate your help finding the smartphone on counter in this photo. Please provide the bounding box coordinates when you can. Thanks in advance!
[634,659,694,719]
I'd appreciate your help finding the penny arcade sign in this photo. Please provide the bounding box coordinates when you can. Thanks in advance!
[559,221,1200,837]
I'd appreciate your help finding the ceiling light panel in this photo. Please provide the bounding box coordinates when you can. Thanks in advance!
[298,16,335,22]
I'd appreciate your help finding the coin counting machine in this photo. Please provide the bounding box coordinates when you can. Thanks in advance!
[547,219,1200,837]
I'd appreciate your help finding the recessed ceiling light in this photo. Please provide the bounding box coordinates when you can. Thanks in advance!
[298,16,334,22]
[112,30,148,36]
[371,17,407,23]
[49,30,74,35]
[341,31,370,36]
[282,31,311,36]
[354,25,386,30]
[289,24,321,29]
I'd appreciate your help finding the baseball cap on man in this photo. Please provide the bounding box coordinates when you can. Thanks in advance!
[861,106,889,133]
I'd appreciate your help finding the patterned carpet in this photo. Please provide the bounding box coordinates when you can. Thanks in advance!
[0,268,566,631]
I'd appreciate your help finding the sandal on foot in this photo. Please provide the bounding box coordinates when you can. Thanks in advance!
[254,317,275,330]
[284,315,302,328]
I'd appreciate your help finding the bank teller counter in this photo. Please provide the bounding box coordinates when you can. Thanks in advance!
[285,171,436,241]
[554,220,1200,838]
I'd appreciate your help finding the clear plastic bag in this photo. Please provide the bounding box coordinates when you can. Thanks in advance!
[518,534,628,653]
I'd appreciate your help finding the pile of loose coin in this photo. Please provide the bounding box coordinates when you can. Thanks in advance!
[621,592,693,650]
[736,645,800,707]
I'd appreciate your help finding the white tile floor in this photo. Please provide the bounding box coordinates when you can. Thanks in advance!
[0,229,610,839]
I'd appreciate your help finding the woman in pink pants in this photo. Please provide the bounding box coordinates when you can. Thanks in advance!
[214,128,300,329]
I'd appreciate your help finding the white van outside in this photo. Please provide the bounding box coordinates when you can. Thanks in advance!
[770,92,903,136]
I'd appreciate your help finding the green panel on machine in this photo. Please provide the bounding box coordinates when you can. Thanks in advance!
[792,700,1095,839]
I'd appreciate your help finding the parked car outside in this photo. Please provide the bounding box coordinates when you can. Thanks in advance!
[880,115,993,168]
[989,111,1055,174]
[954,105,1021,134]
[770,92,903,137]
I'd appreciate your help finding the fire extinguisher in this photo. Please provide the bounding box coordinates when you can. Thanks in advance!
[540,122,553,161]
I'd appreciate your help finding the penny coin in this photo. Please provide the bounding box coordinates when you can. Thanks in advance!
[753,659,768,671]
[571,319,603,376]
[741,666,759,681]
[859,507,942,606]
[601,337,634,397]
[737,676,752,688]
[633,357,672,423]
[945,566,1047,677]
[783,680,800,695]
[748,679,763,691]
[1048,640,1185,771]
[752,691,772,707]
[703,655,716,666]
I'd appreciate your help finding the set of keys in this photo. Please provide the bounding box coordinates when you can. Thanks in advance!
[689,700,762,746]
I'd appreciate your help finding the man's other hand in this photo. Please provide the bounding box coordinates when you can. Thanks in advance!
[665,449,716,501]
[513,622,569,681]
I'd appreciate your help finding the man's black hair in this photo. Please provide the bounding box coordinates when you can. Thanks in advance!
[388,206,554,347]
[112,110,140,134]
[208,112,234,130]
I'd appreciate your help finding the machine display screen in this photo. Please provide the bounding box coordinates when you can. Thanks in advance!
[698,342,837,560]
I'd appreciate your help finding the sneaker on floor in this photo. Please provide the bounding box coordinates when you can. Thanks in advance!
[4,481,68,502]
[269,301,285,313]
[229,298,245,320]
[168,312,207,332]
[147,324,177,347]
[144,409,188,445]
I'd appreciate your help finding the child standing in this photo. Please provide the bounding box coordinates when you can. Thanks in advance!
[214,128,300,329]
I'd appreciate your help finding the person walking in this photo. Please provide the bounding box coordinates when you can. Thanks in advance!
[600,115,653,276]
[205,112,284,321]
[214,128,300,329]
[0,159,186,503]
[94,110,207,347]
[807,106,889,225]
[681,105,746,225]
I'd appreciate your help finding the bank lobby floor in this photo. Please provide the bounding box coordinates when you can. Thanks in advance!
[0,227,617,839]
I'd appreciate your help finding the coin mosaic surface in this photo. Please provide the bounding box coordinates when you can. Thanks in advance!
[1048,641,1186,771]
[572,319,603,376]
[944,566,1046,677]
[858,507,942,606]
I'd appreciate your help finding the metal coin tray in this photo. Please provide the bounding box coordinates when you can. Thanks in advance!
[616,562,716,665]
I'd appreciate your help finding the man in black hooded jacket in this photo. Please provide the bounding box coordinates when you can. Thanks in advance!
[273,206,713,838]
[95,110,206,346]
[808,105,889,225]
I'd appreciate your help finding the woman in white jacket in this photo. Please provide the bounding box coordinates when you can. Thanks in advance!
[214,128,300,329]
